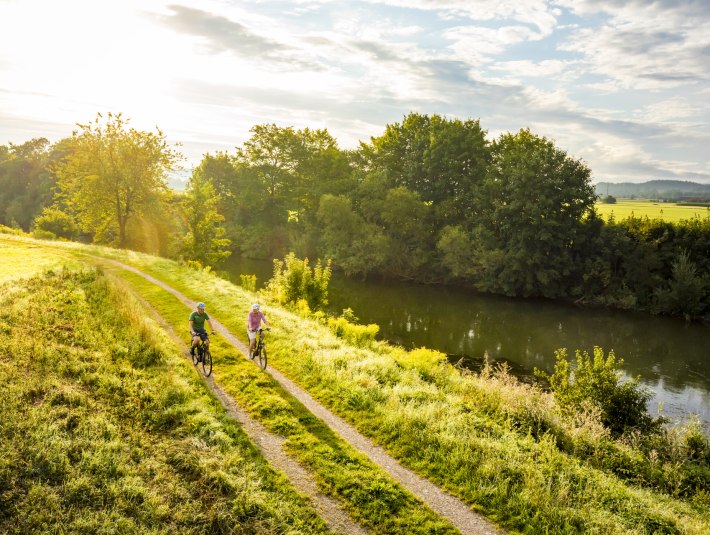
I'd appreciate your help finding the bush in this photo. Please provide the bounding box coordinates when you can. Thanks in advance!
[654,251,708,320]
[32,208,78,240]
[265,253,332,312]
[240,274,257,292]
[32,228,57,240]
[536,347,664,437]
[327,316,379,346]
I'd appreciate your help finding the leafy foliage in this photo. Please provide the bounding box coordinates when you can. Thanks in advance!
[4,112,710,319]
[180,168,231,268]
[654,250,708,319]
[470,129,597,297]
[0,138,56,230]
[265,252,332,311]
[52,113,181,248]
[32,207,79,240]
[536,347,664,437]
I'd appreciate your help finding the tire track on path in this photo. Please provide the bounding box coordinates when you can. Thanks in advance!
[103,257,502,535]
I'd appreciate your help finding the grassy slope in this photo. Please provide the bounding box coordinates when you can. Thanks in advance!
[595,200,710,223]
[0,268,330,534]
[0,236,458,535]
[3,235,709,534]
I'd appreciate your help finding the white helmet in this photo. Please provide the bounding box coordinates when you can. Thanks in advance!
[251,303,260,310]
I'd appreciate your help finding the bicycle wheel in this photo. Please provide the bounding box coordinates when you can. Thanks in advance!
[202,348,213,376]
[257,347,267,370]
[191,345,199,365]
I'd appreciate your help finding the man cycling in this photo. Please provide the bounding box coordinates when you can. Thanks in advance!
[247,303,270,357]
[189,302,215,361]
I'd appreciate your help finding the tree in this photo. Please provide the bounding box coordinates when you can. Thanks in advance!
[181,169,231,268]
[0,138,54,230]
[471,129,597,297]
[371,186,434,279]
[233,124,302,224]
[654,251,708,320]
[53,113,181,248]
[316,194,387,277]
[359,112,490,225]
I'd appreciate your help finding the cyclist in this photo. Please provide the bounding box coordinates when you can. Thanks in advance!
[247,303,270,357]
[189,302,215,361]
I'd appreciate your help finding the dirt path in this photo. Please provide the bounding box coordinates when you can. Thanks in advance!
[129,288,367,535]
[104,258,502,535]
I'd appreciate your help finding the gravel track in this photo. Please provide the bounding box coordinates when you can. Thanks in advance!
[104,258,502,535]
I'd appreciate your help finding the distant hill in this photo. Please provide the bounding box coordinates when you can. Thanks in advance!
[595,180,710,201]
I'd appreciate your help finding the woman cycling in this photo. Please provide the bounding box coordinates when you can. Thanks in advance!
[247,303,270,356]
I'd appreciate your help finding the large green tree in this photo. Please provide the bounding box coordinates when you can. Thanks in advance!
[53,113,181,247]
[198,124,353,259]
[181,169,231,268]
[469,129,597,297]
[0,138,55,230]
[359,112,490,225]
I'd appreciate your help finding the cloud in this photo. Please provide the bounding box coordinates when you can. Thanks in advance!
[363,0,559,35]
[156,4,323,70]
[557,0,710,90]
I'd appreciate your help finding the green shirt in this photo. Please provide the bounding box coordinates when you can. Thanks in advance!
[189,311,210,331]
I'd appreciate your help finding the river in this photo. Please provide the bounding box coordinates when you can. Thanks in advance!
[222,256,710,432]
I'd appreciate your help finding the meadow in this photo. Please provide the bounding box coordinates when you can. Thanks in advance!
[595,199,710,223]
[0,237,457,534]
[0,268,331,533]
[1,233,709,534]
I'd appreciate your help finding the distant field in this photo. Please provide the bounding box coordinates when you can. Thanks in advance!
[595,200,710,222]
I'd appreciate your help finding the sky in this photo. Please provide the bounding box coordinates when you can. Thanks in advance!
[1,0,709,185]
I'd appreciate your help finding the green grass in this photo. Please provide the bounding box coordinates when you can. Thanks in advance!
[0,240,83,282]
[3,233,710,534]
[0,268,330,534]
[0,235,459,535]
[595,200,710,223]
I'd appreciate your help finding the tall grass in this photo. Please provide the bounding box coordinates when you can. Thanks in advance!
[5,235,710,533]
[0,268,330,533]
[110,249,708,534]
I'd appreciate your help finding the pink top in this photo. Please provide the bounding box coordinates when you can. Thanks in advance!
[247,310,267,331]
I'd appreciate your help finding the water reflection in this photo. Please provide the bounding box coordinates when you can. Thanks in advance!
[221,256,710,430]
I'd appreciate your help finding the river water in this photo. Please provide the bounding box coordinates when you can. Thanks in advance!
[222,256,710,432]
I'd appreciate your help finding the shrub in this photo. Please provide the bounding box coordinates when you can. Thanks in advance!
[32,228,57,240]
[536,347,664,437]
[265,252,332,312]
[240,274,257,292]
[394,347,447,373]
[654,251,708,320]
[327,316,379,346]
[32,208,78,240]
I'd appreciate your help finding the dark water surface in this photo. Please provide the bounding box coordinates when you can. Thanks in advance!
[222,256,710,431]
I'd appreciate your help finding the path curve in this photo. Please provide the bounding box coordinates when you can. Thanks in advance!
[103,258,502,535]
[128,287,367,535]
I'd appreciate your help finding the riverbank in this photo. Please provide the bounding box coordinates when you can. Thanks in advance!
[221,254,710,432]
[2,234,709,533]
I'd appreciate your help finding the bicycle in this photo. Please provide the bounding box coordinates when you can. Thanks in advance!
[249,327,269,370]
[191,332,213,377]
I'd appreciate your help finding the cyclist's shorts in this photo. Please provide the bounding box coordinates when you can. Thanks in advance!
[193,328,209,341]
[247,329,258,341]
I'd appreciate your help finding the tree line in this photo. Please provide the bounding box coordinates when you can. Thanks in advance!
[2,112,708,319]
